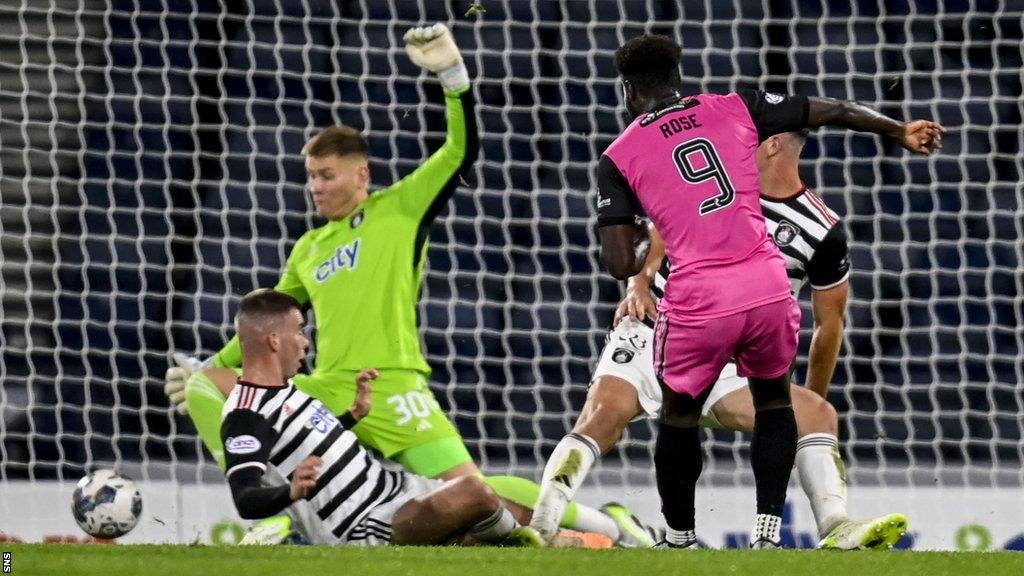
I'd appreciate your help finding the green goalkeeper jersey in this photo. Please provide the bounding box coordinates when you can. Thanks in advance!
[213,88,477,376]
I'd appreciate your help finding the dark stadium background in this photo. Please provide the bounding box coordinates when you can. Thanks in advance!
[0,0,1020,483]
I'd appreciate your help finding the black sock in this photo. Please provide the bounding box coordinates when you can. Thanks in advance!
[654,422,702,531]
[751,405,797,517]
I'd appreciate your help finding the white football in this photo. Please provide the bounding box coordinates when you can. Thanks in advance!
[71,469,143,538]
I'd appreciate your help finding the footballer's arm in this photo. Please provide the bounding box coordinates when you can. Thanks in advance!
[393,24,479,221]
[740,90,945,155]
[596,155,649,280]
[614,223,665,324]
[803,225,852,398]
[806,97,946,155]
[806,282,848,398]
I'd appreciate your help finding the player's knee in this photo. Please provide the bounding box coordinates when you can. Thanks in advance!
[791,386,838,436]
[801,395,838,436]
[452,476,500,517]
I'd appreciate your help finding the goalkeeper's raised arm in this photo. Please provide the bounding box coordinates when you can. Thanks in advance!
[190,23,477,375]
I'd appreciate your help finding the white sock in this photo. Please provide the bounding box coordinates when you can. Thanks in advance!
[571,503,621,540]
[751,513,782,544]
[530,433,601,539]
[469,507,519,542]
[665,527,697,546]
[795,433,848,537]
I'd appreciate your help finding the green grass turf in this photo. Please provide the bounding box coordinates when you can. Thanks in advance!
[5,544,1024,576]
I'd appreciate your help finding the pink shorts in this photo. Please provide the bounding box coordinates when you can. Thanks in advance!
[653,298,801,398]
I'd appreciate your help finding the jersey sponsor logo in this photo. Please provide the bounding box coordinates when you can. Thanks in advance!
[225,435,261,454]
[314,238,361,283]
[612,348,634,364]
[306,404,338,433]
[764,92,784,104]
[350,209,365,229]
[774,220,799,247]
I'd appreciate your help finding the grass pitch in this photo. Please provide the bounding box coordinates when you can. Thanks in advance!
[7,543,1024,576]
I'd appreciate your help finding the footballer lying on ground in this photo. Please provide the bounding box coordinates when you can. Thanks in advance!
[220,288,545,546]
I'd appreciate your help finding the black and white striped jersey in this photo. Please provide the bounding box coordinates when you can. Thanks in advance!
[650,186,849,301]
[221,380,407,543]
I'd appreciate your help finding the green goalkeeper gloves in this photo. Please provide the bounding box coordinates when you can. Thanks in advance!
[403,23,469,93]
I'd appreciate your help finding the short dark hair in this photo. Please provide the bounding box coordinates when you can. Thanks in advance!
[301,125,369,159]
[614,34,682,94]
[236,289,302,328]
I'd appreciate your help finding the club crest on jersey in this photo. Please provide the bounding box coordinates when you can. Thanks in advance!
[350,209,365,229]
[764,92,784,104]
[306,404,338,433]
[774,220,798,247]
[612,348,634,364]
[314,238,360,283]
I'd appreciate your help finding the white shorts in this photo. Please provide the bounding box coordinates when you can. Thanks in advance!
[591,317,749,428]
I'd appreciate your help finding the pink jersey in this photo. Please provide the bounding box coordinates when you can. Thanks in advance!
[599,92,798,321]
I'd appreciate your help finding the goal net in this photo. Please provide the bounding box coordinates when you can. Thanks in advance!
[1,0,1021,510]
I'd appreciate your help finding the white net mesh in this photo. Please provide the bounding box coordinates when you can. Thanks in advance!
[0,1,1021,496]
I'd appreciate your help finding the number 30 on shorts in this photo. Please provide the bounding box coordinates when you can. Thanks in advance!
[386,391,438,425]
[672,138,736,216]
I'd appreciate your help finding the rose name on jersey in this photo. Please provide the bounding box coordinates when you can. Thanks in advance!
[313,238,361,283]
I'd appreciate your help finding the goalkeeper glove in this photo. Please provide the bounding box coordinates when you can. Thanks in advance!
[163,352,212,415]
[403,23,469,93]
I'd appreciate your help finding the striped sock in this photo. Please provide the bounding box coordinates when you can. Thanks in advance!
[795,433,848,536]
[469,507,518,542]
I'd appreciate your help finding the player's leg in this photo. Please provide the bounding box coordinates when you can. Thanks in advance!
[396,414,635,544]
[531,317,661,546]
[389,475,541,546]
[529,375,642,542]
[654,386,709,549]
[736,298,802,549]
[651,313,735,549]
[709,370,908,549]
[299,370,622,540]
[708,378,848,534]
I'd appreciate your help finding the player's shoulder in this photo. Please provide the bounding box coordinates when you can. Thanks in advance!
[798,187,842,229]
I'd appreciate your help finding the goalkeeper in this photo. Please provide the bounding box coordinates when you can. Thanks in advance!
[165,23,651,546]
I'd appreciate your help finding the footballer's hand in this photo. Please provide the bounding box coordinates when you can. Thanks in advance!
[613,284,658,327]
[403,23,469,92]
[899,120,946,155]
[163,352,210,415]
[290,456,322,500]
[349,369,378,421]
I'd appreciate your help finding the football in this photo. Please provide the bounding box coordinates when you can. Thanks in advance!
[71,469,143,539]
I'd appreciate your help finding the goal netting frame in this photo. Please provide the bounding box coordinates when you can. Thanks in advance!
[1,1,1021,498]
